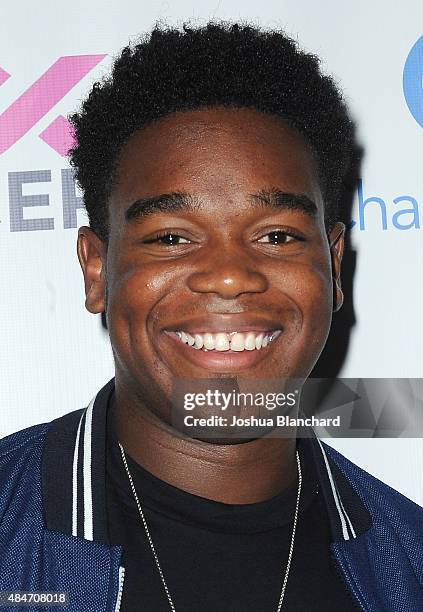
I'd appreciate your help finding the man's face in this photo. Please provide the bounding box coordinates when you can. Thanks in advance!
[78,107,344,420]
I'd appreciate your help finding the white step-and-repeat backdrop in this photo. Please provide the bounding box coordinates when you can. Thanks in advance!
[1,0,422,504]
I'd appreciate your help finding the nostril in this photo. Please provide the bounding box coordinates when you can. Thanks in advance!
[186,266,268,298]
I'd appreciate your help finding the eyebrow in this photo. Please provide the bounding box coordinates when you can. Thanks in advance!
[125,192,200,221]
[124,188,318,221]
[249,188,318,217]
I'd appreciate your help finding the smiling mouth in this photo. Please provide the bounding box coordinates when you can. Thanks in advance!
[173,329,282,352]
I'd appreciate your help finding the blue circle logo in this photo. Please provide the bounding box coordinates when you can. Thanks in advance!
[403,36,423,127]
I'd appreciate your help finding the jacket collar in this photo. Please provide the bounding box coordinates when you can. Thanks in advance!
[42,377,371,545]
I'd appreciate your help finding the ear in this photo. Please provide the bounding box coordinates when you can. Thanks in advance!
[77,226,107,314]
[328,222,345,313]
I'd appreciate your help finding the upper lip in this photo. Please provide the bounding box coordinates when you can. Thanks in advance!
[163,314,283,335]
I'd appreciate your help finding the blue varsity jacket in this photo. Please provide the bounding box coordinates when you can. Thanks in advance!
[0,378,422,611]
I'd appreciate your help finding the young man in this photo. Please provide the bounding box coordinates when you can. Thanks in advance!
[0,23,421,612]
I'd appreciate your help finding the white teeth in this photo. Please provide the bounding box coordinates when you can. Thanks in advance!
[203,333,215,350]
[174,329,281,352]
[230,332,245,352]
[215,332,230,351]
[194,334,204,349]
[244,332,256,351]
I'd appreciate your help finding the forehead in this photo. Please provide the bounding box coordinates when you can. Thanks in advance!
[111,107,322,210]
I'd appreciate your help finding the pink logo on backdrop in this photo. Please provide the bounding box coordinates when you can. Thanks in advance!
[0,55,106,156]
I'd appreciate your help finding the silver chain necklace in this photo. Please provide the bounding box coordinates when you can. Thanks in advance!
[118,442,302,611]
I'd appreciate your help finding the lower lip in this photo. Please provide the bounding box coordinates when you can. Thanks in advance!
[163,331,282,371]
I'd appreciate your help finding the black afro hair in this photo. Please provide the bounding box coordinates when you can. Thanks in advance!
[68,21,355,242]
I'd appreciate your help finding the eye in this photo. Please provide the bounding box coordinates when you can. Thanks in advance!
[143,231,192,246]
[257,230,304,245]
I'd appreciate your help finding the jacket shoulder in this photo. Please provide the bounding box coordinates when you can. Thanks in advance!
[323,441,423,529]
[0,410,85,524]
[322,442,423,607]
[0,406,87,459]
[0,422,51,457]
[0,422,52,525]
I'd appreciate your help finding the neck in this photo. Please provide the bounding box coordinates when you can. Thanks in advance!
[114,386,297,505]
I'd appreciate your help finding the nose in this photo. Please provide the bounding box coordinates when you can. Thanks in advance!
[187,249,269,299]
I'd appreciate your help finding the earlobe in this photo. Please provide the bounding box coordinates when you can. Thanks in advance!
[333,279,344,312]
[328,222,346,313]
[77,226,107,314]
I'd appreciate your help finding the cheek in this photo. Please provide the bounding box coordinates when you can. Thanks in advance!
[271,258,333,339]
[269,259,333,379]
[296,262,333,356]
[105,259,184,351]
[297,264,332,315]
